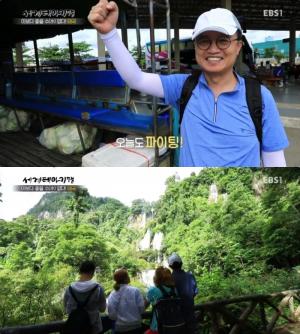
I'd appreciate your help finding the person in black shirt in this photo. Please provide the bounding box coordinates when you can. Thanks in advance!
[168,253,198,334]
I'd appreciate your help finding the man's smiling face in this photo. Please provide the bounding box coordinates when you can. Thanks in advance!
[194,31,242,75]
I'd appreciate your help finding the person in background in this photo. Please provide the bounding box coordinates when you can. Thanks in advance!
[107,268,145,334]
[168,254,198,334]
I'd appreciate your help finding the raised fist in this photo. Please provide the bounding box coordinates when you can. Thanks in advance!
[88,0,119,34]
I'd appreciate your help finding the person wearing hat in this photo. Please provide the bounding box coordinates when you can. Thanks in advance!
[168,253,198,334]
[88,1,289,167]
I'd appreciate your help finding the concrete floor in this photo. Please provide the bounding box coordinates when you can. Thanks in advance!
[284,126,300,167]
[267,79,300,167]
[269,79,300,119]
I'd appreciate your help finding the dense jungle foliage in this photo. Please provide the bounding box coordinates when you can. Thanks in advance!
[0,168,299,328]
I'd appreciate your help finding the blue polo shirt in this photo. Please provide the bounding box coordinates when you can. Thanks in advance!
[160,73,289,167]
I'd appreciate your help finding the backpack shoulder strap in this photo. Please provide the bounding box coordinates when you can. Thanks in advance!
[69,284,99,307]
[69,286,79,304]
[178,70,202,124]
[157,285,176,298]
[157,285,167,298]
[244,76,263,152]
[82,284,99,307]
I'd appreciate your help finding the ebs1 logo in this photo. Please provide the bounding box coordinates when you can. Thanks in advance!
[263,10,283,17]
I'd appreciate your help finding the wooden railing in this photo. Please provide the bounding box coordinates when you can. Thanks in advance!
[194,289,300,334]
[1,290,300,334]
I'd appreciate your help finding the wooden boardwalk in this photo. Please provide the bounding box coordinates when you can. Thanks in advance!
[0,132,82,167]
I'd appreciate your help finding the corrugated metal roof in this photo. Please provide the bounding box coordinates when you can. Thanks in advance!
[131,0,300,30]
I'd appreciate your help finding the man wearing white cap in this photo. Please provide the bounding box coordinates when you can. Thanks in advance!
[88,2,289,167]
[168,253,198,334]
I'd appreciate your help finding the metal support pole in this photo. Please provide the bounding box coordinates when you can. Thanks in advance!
[33,40,40,72]
[68,32,77,99]
[165,0,171,74]
[68,32,75,70]
[97,32,106,70]
[38,114,45,130]
[13,108,24,132]
[15,43,24,71]
[289,27,296,64]
[221,0,232,10]
[120,6,128,49]
[76,124,86,153]
[174,13,180,72]
[149,0,156,74]
[149,0,159,166]
[135,6,142,66]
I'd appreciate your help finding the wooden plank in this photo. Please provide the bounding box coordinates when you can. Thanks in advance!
[208,311,221,334]
[229,301,258,334]
[0,134,60,166]
[266,296,296,333]
[6,134,73,164]
[0,132,81,166]
[216,305,261,334]
[259,302,268,331]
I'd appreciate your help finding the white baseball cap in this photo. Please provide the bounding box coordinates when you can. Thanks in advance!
[168,253,182,266]
[192,8,242,40]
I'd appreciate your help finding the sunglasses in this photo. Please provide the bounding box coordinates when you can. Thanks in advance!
[195,36,241,50]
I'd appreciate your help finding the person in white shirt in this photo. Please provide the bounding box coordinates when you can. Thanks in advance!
[108,268,145,334]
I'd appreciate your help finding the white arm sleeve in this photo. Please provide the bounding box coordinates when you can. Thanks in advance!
[262,150,287,167]
[101,28,164,98]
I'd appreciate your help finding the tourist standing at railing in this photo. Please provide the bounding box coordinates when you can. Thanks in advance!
[107,268,145,334]
[144,266,186,334]
[88,0,289,167]
[63,260,107,334]
[168,254,198,334]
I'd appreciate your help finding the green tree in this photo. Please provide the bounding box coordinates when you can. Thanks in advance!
[263,47,284,63]
[264,47,276,58]
[67,187,90,227]
[261,179,300,268]
[0,217,35,249]
[131,199,153,217]
[273,51,285,63]
[130,45,146,68]
[38,41,94,63]
[68,41,94,60]
[5,242,34,270]
[38,44,69,62]
[35,222,110,270]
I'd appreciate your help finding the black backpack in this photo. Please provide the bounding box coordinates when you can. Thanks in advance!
[63,284,99,334]
[178,70,263,153]
[153,286,186,334]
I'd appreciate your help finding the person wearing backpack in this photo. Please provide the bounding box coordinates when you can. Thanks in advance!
[145,267,186,334]
[168,254,198,334]
[63,260,107,334]
[107,268,145,334]
[88,1,289,167]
